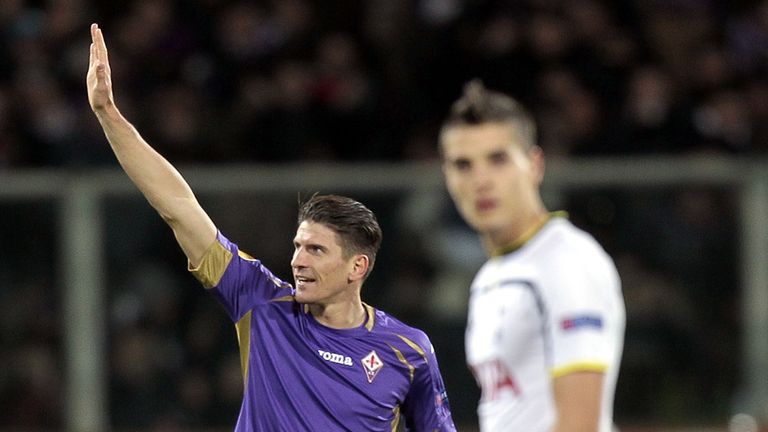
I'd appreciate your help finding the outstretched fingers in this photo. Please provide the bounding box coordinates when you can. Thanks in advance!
[97,27,109,66]
[90,23,110,73]
[87,23,114,110]
[90,24,99,63]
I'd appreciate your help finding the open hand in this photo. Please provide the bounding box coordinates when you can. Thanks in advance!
[87,23,114,113]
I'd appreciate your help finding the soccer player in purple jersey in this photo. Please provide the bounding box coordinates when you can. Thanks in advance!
[87,23,456,432]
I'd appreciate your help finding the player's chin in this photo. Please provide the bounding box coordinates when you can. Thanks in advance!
[467,215,496,232]
[293,290,313,304]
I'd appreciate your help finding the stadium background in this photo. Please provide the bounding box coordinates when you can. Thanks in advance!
[1,0,768,431]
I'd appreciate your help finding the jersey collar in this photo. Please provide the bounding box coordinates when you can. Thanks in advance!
[492,211,568,257]
[302,302,376,333]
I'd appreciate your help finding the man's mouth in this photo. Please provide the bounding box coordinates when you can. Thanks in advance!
[295,275,316,286]
[476,198,496,212]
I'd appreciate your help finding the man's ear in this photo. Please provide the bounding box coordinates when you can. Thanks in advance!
[530,145,546,185]
[348,254,370,283]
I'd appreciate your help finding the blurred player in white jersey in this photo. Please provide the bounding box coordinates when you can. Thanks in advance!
[439,80,625,432]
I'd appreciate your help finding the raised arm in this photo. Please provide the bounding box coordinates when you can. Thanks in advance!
[87,23,216,266]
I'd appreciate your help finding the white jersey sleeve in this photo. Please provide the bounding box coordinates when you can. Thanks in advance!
[539,234,623,376]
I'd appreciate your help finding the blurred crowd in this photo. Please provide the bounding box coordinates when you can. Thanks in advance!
[0,0,767,168]
[1,0,766,429]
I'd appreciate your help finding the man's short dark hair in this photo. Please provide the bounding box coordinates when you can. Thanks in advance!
[440,79,537,151]
[297,194,382,275]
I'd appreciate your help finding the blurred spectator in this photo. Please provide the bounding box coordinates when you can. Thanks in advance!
[604,64,695,154]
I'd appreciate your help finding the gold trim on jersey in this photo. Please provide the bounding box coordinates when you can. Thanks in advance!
[235,310,253,383]
[389,345,415,382]
[189,239,234,289]
[297,302,376,331]
[237,249,256,260]
[390,405,401,432]
[493,211,569,257]
[397,335,429,364]
[550,361,607,378]
[362,303,376,331]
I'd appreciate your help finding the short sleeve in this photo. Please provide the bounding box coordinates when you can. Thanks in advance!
[543,248,622,377]
[189,231,293,322]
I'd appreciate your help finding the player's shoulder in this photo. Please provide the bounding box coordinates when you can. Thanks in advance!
[514,217,618,289]
[370,307,426,336]
[535,218,621,291]
[541,217,593,245]
[536,217,611,261]
[369,308,432,349]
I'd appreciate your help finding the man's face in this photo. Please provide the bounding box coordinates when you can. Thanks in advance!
[441,122,543,236]
[291,221,357,304]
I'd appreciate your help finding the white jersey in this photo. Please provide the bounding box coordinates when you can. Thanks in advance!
[466,216,625,432]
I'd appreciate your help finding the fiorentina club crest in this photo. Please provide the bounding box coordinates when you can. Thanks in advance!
[361,350,384,383]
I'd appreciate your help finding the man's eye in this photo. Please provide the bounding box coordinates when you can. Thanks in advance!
[453,160,470,171]
[489,152,509,165]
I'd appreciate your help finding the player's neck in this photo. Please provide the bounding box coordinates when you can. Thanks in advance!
[310,299,367,329]
[483,209,550,256]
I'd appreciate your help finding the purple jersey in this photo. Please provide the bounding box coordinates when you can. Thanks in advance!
[190,232,456,432]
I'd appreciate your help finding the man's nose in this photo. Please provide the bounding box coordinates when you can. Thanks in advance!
[291,248,306,268]
[471,167,493,191]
